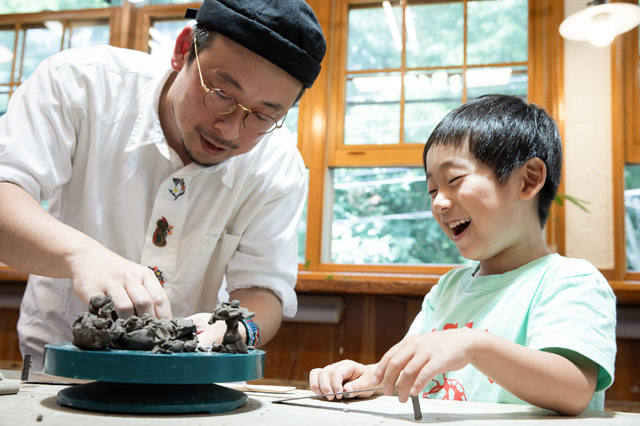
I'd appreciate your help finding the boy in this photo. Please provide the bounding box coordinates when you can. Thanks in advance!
[309,95,616,416]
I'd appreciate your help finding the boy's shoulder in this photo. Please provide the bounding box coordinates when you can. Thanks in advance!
[436,253,609,293]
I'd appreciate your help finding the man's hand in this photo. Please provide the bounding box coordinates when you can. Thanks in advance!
[309,360,377,400]
[69,250,172,320]
[373,329,478,402]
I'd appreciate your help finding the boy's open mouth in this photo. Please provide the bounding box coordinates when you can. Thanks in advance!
[450,219,470,237]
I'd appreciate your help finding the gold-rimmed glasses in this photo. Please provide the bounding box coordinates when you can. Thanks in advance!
[192,35,286,134]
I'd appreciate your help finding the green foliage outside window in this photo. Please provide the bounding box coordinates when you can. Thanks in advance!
[331,167,466,265]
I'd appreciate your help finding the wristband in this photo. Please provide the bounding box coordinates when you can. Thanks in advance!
[241,318,260,347]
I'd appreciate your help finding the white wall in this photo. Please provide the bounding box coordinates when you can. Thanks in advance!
[563,0,615,269]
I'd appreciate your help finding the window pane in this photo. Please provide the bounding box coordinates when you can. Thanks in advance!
[467,0,528,65]
[466,65,528,100]
[0,0,110,14]
[404,69,462,143]
[0,86,9,115]
[347,3,402,71]
[150,0,193,4]
[68,22,109,48]
[345,73,401,145]
[283,105,299,143]
[625,165,640,271]
[149,19,190,58]
[406,1,464,68]
[331,167,465,264]
[21,27,63,81]
[0,29,15,84]
[298,170,309,264]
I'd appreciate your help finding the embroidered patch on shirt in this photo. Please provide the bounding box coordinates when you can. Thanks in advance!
[149,266,165,285]
[169,177,186,200]
[152,216,173,247]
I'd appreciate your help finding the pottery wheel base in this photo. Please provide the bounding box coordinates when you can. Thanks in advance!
[57,381,247,414]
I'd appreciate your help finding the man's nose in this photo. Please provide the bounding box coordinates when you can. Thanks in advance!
[214,108,245,140]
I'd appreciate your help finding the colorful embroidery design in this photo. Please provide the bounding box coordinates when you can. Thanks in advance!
[152,216,173,247]
[169,177,186,200]
[149,266,165,285]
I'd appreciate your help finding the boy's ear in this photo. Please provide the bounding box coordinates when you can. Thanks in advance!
[519,157,546,200]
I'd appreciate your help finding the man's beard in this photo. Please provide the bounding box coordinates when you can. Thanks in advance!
[182,138,226,168]
[180,124,238,168]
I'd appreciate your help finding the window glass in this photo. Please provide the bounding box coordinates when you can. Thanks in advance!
[467,0,528,65]
[625,165,640,272]
[404,69,462,143]
[466,65,528,100]
[283,105,299,143]
[347,3,401,71]
[67,22,110,49]
[345,73,401,145]
[0,29,15,83]
[0,86,9,115]
[150,0,194,5]
[21,26,63,82]
[331,167,465,264]
[298,170,309,264]
[406,1,463,68]
[0,0,110,14]
[149,19,190,59]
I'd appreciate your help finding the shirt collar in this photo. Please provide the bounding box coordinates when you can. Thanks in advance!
[125,66,175,160]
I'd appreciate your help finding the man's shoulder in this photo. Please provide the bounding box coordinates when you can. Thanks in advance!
[46,45,162,77]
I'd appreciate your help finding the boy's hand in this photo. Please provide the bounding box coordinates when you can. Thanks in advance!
[187,312,227,347]
[309,360,377,400]
[373,329,480,402]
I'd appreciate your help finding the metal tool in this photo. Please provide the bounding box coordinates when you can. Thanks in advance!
[272,387,383,403]
[272,388,423,421]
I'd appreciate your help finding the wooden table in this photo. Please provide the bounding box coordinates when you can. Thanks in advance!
[1,370,640,425]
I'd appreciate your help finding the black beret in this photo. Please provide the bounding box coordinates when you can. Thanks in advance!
[185,0,326,88]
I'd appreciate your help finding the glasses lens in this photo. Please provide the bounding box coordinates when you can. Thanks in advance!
[204,90,236,114]
[245,113,278,134]
[203,91,281,134]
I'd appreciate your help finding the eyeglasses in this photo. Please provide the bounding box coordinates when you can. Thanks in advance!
[193,36,286,135]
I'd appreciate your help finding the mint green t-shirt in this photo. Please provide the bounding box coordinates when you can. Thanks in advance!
[406,253,616,410]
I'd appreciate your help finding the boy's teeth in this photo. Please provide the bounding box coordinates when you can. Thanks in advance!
[449,219,469,228]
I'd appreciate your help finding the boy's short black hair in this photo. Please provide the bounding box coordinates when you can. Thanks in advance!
[423,94,562,227]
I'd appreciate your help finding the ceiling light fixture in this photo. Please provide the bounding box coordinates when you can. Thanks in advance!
[559,0,640,47]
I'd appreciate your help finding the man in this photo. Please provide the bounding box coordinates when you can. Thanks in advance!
[0,0,326,370]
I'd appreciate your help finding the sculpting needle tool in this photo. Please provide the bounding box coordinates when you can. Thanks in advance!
[272,388,423,421]
[272,387,383,403]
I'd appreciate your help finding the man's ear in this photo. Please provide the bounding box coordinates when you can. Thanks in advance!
[520,157,546,200]
[170,26,194,71]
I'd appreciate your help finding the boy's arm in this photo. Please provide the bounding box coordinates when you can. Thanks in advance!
[374,328,598,416]
[309,360,379,400]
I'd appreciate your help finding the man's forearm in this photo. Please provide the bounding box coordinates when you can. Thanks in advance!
[0,181,87,277]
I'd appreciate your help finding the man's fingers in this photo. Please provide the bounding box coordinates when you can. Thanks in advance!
[108,286,135,319]
[142,272,172,318]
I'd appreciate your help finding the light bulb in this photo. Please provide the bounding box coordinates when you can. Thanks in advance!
[588,12,616,47]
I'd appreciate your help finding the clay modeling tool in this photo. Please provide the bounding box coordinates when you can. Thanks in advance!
[273,388,423,421]
[411,395,422,420]
[271,387,383,403]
